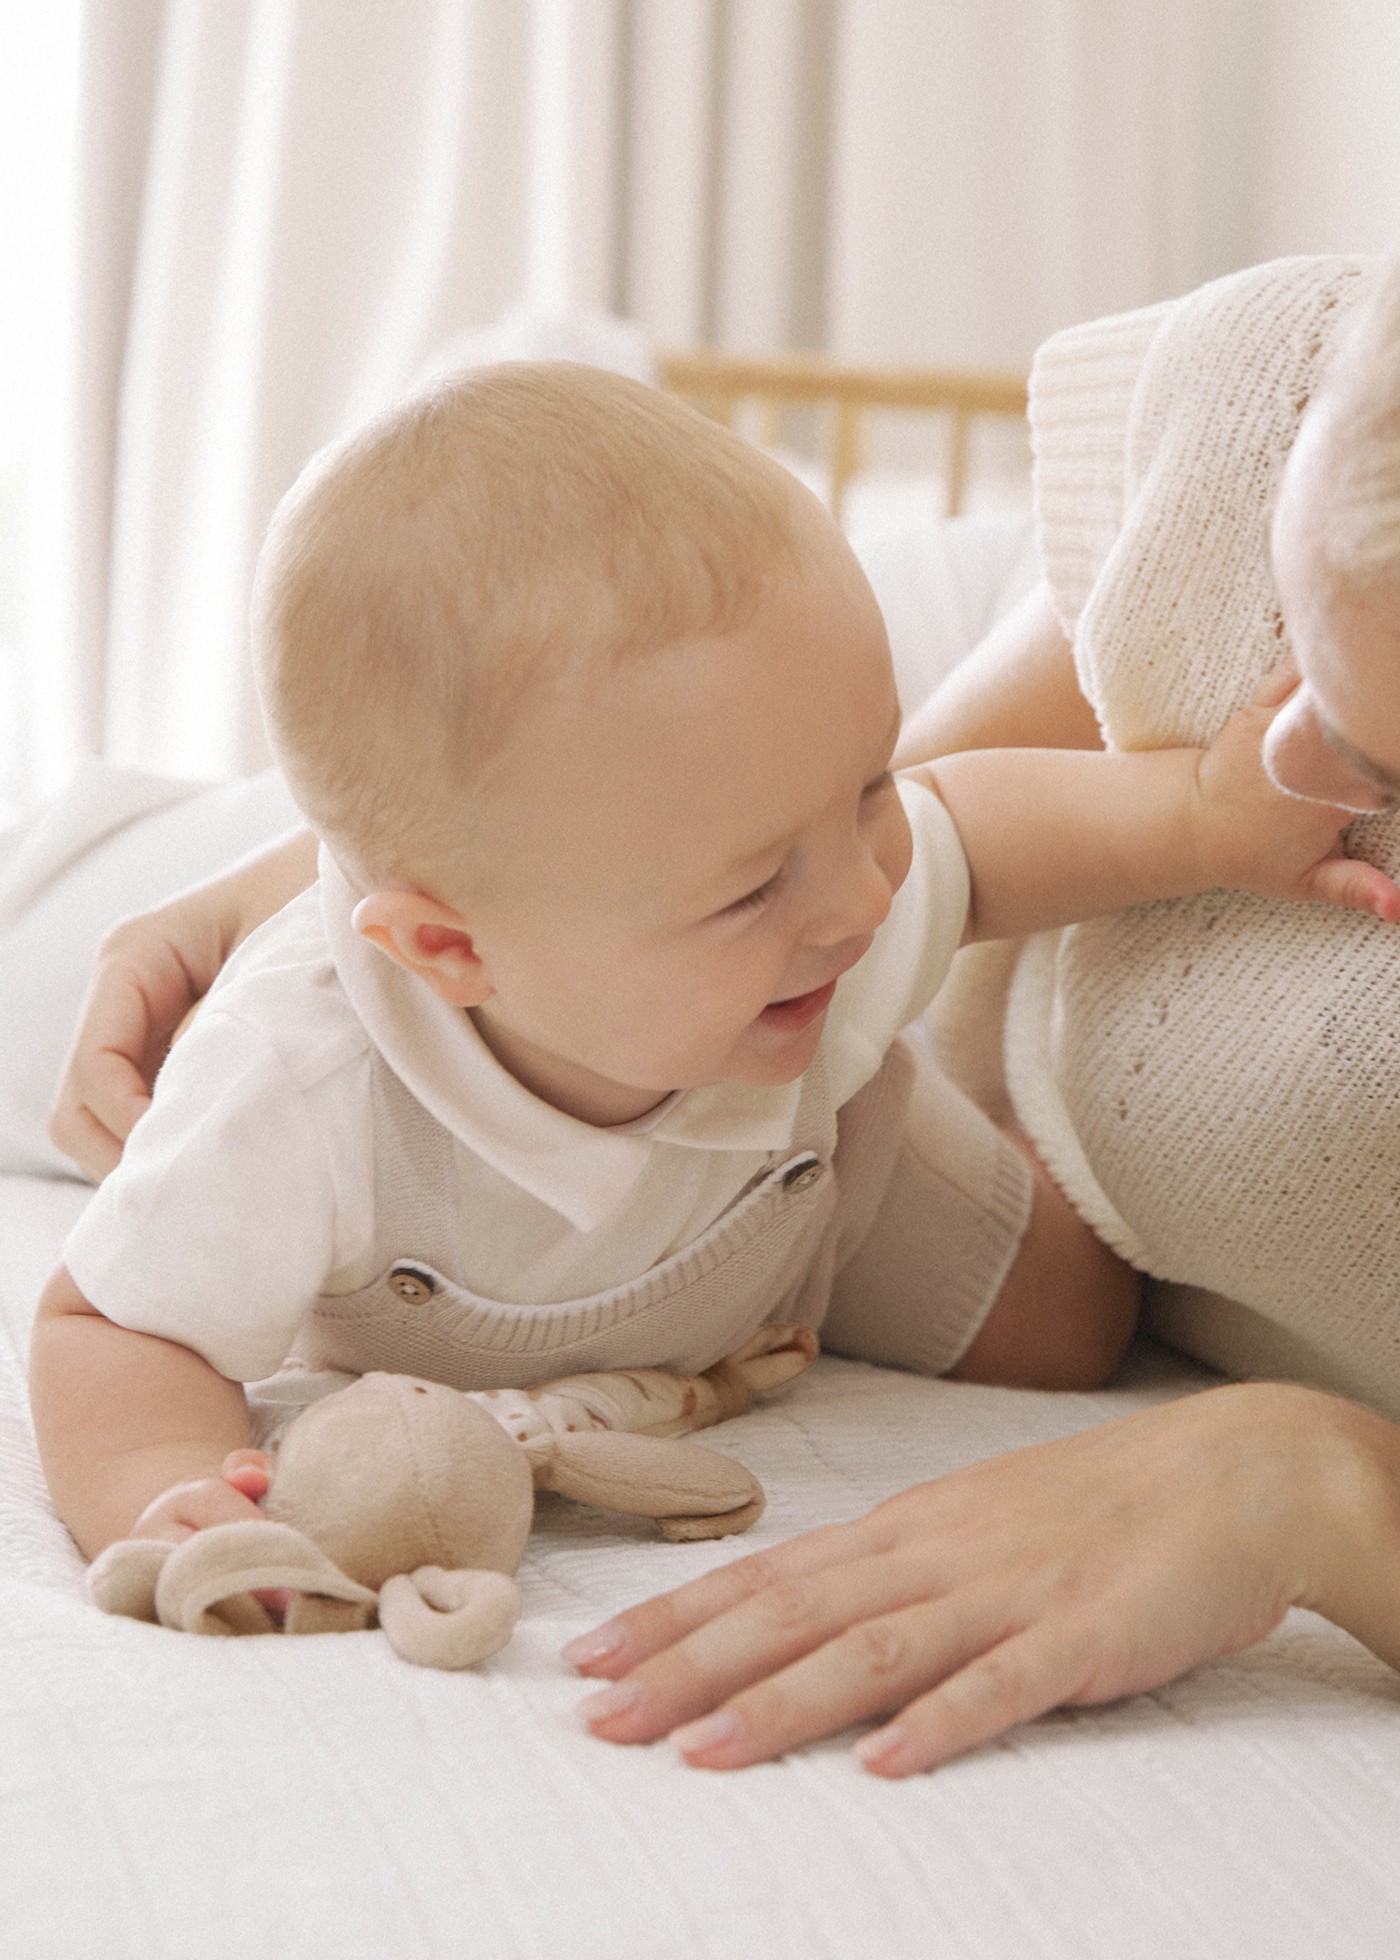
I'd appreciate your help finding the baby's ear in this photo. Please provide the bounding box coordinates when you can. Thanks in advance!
[352,891,493,1007]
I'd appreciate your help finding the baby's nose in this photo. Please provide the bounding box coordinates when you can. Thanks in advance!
[818,850,894,946]
[1262,687,1394,813]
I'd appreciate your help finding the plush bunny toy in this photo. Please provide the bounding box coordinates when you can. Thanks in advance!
[87,1324,818,1669]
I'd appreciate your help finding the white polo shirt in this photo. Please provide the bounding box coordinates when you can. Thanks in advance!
[64,777,969,1383]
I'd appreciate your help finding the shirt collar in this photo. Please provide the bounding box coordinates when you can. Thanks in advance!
[318,848,802,1231]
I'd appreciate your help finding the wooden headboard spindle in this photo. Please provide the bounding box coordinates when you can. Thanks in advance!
[659,350,1028,523]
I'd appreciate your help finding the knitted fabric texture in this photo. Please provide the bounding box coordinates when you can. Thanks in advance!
[1007,255,1400,1412]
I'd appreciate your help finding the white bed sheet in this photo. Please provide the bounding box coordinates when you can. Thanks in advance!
[5,1174,1400,1960]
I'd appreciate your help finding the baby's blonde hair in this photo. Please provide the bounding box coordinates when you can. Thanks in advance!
[253,362,801,899]
[1316,251,1400,585]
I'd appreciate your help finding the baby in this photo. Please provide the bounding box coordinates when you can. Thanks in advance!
[29,363,1398,1565]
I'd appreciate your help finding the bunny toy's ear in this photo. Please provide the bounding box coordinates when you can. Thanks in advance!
[87,1537,175,1625]
[376,1567,522,1669]
[538,1431,765,1540]
[88,1520,378,1637]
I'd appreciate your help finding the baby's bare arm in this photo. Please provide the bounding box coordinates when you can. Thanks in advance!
[921,667,1400,943]
[30,1264,258,1559]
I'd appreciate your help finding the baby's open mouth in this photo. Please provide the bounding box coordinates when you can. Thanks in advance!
[757,978,839,1033]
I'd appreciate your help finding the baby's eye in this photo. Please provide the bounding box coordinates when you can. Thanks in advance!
[723,866,786,917]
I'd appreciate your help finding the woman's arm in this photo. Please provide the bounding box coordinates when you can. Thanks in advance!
[48,827,319,1179]
[567,1381,1400,1775]
[894,582,1103,766]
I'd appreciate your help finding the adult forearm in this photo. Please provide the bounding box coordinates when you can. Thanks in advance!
[894,583,1102,767]
[30,1267,252,1559]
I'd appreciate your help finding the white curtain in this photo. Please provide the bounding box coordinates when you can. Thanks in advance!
[20,0,1400,799]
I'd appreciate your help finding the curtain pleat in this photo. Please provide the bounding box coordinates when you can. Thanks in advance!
[30,0,1301,789]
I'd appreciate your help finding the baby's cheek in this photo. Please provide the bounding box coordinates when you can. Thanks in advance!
[884,803,915,895]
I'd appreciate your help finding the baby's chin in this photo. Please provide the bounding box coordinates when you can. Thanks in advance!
[710,1012,829,1088]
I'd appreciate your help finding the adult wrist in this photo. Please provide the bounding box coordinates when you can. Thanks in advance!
[1284,1387,1400,1672]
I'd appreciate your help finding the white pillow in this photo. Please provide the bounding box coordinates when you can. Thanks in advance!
[0,765,302,1178]
[852,509,1042,714]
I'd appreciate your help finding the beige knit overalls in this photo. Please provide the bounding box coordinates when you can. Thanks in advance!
[266,1028,1031,1404]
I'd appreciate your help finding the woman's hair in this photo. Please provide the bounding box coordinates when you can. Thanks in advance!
[253,362,801,899]
[1317,251,1400,584]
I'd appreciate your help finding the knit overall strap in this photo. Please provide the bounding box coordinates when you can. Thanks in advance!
[369,1054,461,1278]
[367,1043,840,1285]
[785,1045,838,1166]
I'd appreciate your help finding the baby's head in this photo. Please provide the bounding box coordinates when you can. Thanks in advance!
[255,363,909,1122]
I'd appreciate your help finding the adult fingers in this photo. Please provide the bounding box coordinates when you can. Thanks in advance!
[662,1591,1022,1771]
[47,1095,127,1182]
[563,1512,893,1679]
[79,1048,154,1141]
[854,1621,1095,1778]
[577,1546,948,1745]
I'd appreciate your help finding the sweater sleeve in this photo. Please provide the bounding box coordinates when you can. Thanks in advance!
[1028,299,1173,657]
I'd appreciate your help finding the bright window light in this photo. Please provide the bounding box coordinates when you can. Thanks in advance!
[0,0,79,819]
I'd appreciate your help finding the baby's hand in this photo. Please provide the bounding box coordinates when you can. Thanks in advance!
[129,1448,274,1544]
[129,1450,292,1620]
[1192,664,1400,920]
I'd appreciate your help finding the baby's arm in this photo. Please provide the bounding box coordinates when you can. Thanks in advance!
[919,664,1400,941]
[29,1263,264,1559]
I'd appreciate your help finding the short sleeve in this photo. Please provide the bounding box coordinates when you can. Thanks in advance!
[63,1010,342,1382]
[1028,298,1171,648]
[826,776,970,1108]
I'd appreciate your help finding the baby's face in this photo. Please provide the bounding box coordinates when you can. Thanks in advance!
[463,532,912,1125]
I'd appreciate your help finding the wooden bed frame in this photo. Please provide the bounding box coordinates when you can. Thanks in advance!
[658,348,1028,521]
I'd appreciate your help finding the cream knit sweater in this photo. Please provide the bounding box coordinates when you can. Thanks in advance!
[1005,255,1400,1418]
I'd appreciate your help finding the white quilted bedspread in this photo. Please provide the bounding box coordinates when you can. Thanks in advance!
[5,1173,1400,1960]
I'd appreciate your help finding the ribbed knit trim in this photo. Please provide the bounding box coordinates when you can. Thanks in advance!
[1003,931,1148,1267]
[1029,300,1170,651]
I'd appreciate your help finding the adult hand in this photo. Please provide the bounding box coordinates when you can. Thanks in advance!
[567,1382,1400,1775]
[48,828,319,1179]
[48,903,226,1179]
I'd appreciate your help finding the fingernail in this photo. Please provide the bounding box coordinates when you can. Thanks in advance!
[577,1680,642,1724]
[669,1710,740,1758]
[561,1622,629,1669]
[853,1723,915,1775]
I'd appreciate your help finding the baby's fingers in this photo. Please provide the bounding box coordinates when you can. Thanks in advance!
[1249,656,1301,713]
[1303,853,1400,923]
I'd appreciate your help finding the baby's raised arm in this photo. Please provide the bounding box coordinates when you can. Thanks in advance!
[919,663,1400,941]
[29,1264,264,1559]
